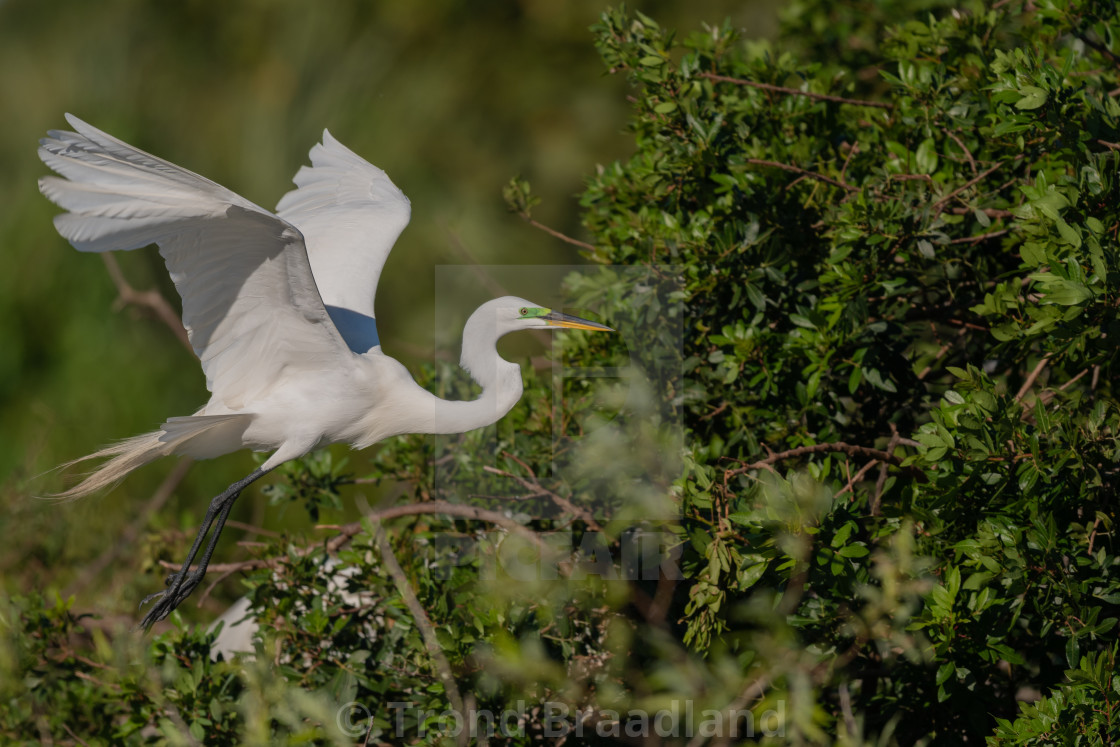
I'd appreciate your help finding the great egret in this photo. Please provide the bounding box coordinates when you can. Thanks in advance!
[38,114,611,630]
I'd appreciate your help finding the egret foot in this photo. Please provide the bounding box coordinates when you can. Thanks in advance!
[139,568,207,628]
[136,467,269,631]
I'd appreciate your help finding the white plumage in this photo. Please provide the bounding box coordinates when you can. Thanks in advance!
[39,115,611,628]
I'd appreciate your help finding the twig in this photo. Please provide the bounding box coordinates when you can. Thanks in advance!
[950,229,1011,245]
[223,520,281,538]
[159,500,551,574]
[700,401,730,421]
[837,459,881,498]
[872,425,903,516]
[488,452,606,532]
[697,72,893,110]
[510,211,595,251]
[917,326,968,380]
[949,207,1014,219]
[839,142,859,183]
[67,458,193,596]
[943,129,977,174]
[932,161,1009,215]
[688,672,773,747]
[1077,32,1120,66]
[1014,355,1051,403]
[197,567,239,608]
[1058,368,1090,391]
[100,253,191,352]
[889,173,934,187]
[726,442,925,480]
[745,158,857,192]
[375,522,468,747]
[60,723,91,747]
[629,567,677,627]
[1088,516,1103,555]
[839,682,859,737]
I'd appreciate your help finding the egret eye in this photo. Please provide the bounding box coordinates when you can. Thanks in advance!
[520,307,528,316]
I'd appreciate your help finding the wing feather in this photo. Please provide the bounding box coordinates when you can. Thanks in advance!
[38,114,352,408]
[275,130,410,353]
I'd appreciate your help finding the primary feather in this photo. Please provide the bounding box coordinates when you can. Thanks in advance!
[38,115,367,498]
[276,129,411,353]
[39,115,352,410]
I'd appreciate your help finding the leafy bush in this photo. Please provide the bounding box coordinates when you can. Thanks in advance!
[5,0,1120,744]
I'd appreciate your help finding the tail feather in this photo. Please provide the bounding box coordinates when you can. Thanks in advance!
[52,431,169,501]
[53,414,253,501]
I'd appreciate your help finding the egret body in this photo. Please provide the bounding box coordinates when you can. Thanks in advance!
[38,115,611,629]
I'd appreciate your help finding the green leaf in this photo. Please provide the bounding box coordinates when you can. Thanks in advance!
[1054,218,1082,249]
[1032,275,1092,305]
[737,558,769,589]
[848,365,862,394]
[1066,636,1080,668]
[1015,85,1048,110]
[916,138,939,174]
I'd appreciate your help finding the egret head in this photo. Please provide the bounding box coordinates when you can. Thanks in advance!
[492,296,614,334]
[459,296,613,388]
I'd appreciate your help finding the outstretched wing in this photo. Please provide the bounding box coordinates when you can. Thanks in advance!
[38,114,353,409]
[275,130,410,353]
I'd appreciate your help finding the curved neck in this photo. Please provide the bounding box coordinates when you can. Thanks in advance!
[352,303,527,447]
[426,370,522,434]
[412,306,525,436]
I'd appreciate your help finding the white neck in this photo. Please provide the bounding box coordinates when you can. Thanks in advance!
[350,300,533,448]
[426,305,524,433]
[424,367,523,434]
[355,304,525,443]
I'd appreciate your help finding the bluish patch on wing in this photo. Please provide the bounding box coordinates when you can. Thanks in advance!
[326,306,380,353]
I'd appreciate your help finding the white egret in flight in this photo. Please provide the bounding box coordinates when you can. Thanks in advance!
[38,115,611,630]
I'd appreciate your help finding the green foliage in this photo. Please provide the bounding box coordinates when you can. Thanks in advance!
[991,646,1120,746]
[260,451,349,522]
[7,0,1120,744]
[573,0,1120,741]
[0,591,347,745]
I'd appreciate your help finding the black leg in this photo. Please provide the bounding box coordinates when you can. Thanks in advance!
[138,467,270,630]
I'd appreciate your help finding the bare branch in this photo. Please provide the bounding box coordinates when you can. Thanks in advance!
[160,500,553,575]
[726,441,925,481]
[67,459,193,596]
[375,522,468,746]
[950,229,1011,245]
[687,672,773,747]
[101,253,191,352]
[508,209,595,251]
[745,158,857,192]
[1014,354,1051,403]
[484,460,605,533]
[932,160,1011,216]
[872,425,904,516]
[837,459,881,497]
[942,128,978,174]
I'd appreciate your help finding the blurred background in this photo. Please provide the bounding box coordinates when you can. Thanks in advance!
[0,0,777,620]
